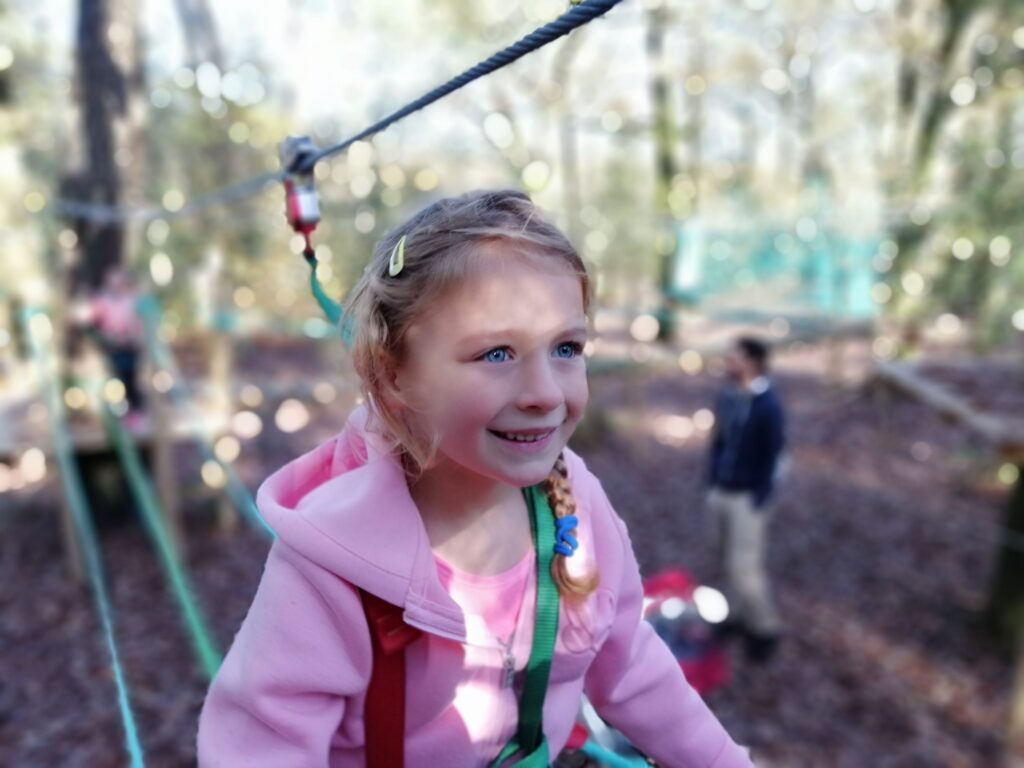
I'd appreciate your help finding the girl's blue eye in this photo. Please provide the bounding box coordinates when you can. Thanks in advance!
[482,347,510,363]
[555,342,584,359]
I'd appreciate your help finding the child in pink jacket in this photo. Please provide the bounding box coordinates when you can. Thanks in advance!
[198,190,755,767]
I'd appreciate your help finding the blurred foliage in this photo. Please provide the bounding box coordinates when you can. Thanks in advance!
[0,0,1020,350]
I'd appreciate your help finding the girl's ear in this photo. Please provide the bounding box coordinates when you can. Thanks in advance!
[377,354,408,413]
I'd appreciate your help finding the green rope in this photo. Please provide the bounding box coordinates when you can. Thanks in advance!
[135,296,274,539]
[23,308,147,768]
[578,742,650,767]
[304,253,354,346]
[99,401,223,678]
[305,255,343,326]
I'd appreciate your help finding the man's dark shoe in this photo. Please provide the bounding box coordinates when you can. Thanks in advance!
[711,618,744,643]
[744,632,781,664]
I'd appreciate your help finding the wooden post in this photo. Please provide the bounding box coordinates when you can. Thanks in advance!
[148,347,185,557]
[211,332,236,533]
[208,250,238,533]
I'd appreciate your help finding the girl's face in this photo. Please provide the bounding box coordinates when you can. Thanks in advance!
[393,249,589,489]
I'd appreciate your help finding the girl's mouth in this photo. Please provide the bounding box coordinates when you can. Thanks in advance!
[489,428,556,443]
[488,427,558,454]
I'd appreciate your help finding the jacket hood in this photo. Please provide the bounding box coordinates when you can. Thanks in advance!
[255,405,468,641]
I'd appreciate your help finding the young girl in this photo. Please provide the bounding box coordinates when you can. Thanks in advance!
[198,190,754,767]
[85,268,145,421]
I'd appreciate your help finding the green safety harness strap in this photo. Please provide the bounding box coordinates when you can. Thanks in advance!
[23,308,147,768]
[100,400,223,678]
[488,484,560,768]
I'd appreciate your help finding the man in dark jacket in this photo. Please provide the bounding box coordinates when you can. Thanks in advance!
[707,337,786,661]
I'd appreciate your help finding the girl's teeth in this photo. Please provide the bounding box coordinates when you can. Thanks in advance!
[499,431,548,442]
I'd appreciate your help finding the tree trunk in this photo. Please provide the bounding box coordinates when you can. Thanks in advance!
[554,32,586,248]
[889,1,995,293]
[172,0,223,67]
[1009,630,1024,767]
[63,0,141,293]
[993,470,1024,766]
[987,469,1024,645]
[645,6,680,340]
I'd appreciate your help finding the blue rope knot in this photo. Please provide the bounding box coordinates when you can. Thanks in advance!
[554,515,579,557]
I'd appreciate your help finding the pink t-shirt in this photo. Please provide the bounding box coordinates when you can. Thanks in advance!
[90,293,141,344]
[434,548,534,645]
[433,547,537,761]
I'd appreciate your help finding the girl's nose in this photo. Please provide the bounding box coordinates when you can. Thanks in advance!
[516,357,564,413]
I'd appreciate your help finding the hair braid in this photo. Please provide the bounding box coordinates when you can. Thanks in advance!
[544,452,599,601]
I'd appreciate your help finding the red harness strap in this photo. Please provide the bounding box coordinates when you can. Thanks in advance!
[360,591,423,768]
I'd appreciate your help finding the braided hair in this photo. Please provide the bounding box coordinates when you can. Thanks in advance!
[544,453,599,600]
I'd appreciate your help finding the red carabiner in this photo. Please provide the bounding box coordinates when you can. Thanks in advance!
[279,136,321,258]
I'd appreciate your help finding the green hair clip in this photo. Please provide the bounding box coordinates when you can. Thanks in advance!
[388,235,406,277]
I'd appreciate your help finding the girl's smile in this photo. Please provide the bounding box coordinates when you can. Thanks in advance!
[488,425,559,454]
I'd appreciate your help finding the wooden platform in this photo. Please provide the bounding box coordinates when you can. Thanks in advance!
[0,389,230,462]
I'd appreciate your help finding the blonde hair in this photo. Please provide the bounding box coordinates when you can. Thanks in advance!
[344,189,598,600]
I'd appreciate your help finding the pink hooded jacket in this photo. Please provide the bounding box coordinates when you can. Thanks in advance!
[197,407,754,767]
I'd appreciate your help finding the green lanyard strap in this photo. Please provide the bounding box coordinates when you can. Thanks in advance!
[489,484,561,768]
[302,253,357,346]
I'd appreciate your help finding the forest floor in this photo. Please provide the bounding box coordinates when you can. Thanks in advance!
[0,337,1015,767]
